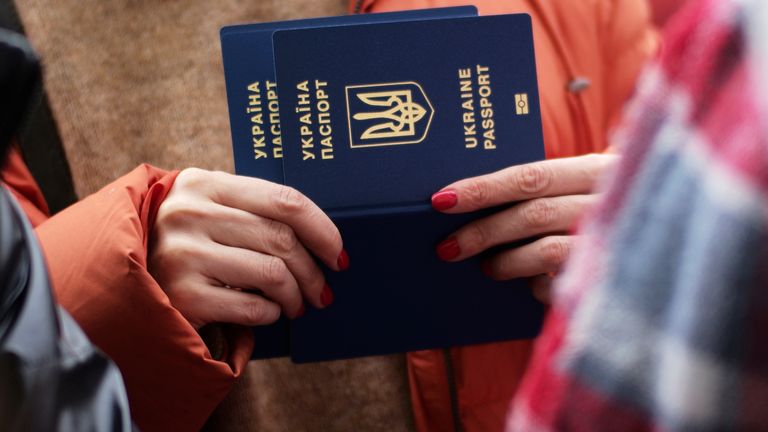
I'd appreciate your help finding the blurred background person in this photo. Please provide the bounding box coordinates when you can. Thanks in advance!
[509,0,768,429]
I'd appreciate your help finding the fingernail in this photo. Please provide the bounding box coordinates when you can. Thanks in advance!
[337,248,350,271]
[431,190,458,211]
[295,304,306,318]
[320,283,334,307]
[436,237,461,261]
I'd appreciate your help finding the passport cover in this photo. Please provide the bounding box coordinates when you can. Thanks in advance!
[220,7,478,359]
[273,15,546,362]
[220,6,478,183]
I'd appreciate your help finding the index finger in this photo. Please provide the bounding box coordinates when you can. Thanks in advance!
[431,153,615,213]
[203,171,345,270]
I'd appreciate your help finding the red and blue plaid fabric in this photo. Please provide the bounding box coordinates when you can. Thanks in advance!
[508,0,768,430]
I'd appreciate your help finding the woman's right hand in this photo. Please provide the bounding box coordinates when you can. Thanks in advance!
[148,168,348,329]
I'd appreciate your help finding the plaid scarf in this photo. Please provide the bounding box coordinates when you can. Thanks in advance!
[508,0,768,430]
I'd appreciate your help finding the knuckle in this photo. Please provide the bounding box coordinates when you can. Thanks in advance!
[156,200,204,228]
[175,167,209,189]
[261,256,289,287]
[540,238,571,270]
[465,224,489,251]
[273,186,307,216]
[245,301,279,325]
[515,163,551,196]
[269,220,299,255]
[521,199,556,229]
[463,179,490,207]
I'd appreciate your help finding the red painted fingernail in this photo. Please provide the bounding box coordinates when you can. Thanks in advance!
[295,304,306,318]
[320,283,334,307]
[436,237,461,261]
[431,190,458,211]
[337,249,350,271]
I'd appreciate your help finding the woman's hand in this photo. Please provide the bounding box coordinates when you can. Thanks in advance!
[149,168,348,329]
[431,154,616,303]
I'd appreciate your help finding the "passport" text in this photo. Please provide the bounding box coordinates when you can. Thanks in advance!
[458,65,497,150]
[295,80,335,161]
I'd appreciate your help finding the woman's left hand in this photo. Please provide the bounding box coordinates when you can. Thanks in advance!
[430,154,616,303]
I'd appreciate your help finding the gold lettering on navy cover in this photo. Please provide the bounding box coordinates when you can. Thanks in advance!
[345,82,434,148]
[458,65,498,150]
[295,80,335,161]
[245,81,282,160]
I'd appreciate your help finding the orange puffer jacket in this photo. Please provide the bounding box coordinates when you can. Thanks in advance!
[1,145,253,431]
[350,1,658,431]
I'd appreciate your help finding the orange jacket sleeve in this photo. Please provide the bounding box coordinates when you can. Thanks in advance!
[32,164,253,431]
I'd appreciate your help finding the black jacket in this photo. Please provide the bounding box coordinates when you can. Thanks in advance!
[0,27,133,432]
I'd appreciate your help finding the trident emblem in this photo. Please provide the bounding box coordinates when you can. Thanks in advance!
[346,82,435,148]
[353,90,427,140]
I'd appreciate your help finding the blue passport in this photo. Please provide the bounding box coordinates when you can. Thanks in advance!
[273,14,546,362]
[221,11,546,362]
[220,6,478,184]
[221,7,478,359]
